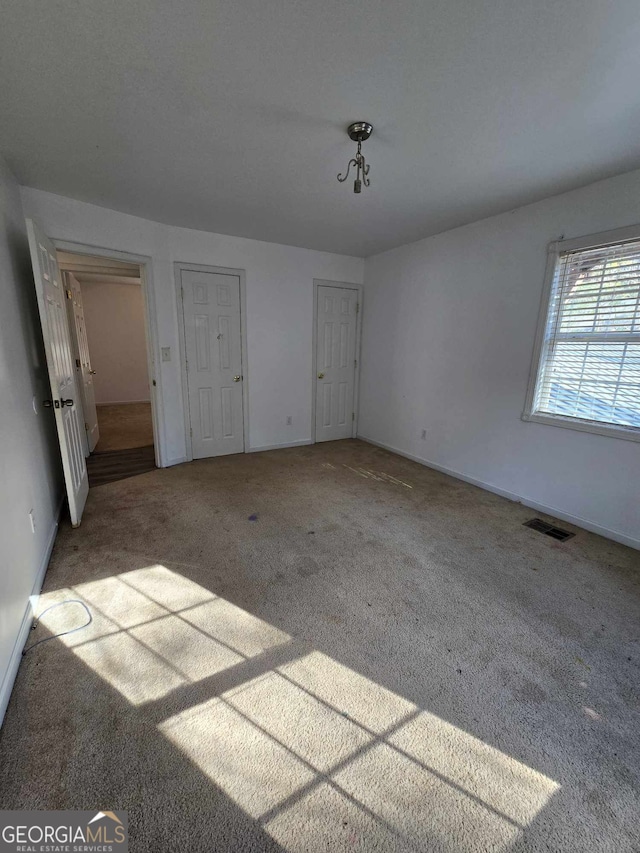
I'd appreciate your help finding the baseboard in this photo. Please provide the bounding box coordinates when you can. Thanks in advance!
[167,441,314,463]
[357,435,640,551]
[96,400,151,406]
[247,439,313,453]
[165,455,188,467]
[0,495,64,727]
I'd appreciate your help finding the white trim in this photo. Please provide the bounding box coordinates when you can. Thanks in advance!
[174,263,250,461]
[523,241,558,420]
[549,222,640,254]
[522,410,640,442]
[312,279,363,442]
[0,494,64,727]
[165,455,189,467]
[248,439,313,453]
[522,224,640,442]
[53,239,165,468]
[357,435,640,551]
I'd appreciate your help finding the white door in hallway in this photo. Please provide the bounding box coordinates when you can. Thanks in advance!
[26,219,89,526]
[64,272,99,453]
[315,284,359,442]
[181,269,245,458]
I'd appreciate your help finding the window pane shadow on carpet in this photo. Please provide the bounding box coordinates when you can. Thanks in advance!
[9,564,562,853]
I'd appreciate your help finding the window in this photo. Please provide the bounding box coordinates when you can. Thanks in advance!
[524,225,640,441]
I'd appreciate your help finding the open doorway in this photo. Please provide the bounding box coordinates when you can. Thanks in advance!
[57,250,157,487]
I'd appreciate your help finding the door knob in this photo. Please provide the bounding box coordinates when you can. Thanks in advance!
[317,372,325,379]
[89,369,97,375]
[233,375,242,382]
[60,399,74,407]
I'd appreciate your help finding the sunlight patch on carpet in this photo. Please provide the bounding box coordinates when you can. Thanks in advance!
[35,565,291,704]
[160,651,559,852]
[36,567,558,849]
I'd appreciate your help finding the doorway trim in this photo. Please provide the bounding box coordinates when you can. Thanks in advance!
[312,279,363,443]
[53,239,165,468]
[174,262,250,461]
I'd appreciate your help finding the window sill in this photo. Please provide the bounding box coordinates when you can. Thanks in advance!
[521,411,640,443]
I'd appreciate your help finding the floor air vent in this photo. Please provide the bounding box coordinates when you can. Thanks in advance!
[523,518,575,542]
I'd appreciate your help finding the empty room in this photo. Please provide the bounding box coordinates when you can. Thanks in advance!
[0,2,638,852]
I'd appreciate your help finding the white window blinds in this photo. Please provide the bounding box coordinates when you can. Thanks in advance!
[533,237,640,430]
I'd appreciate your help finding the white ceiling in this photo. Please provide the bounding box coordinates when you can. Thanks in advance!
[2,0,640,257]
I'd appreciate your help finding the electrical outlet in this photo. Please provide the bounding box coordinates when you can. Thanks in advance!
[286,415,293,425]
[421,429,427,440]
[29,509,36,533]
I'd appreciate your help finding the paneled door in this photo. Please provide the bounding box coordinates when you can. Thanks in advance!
[64,271,99,453]
[26,219,89,526]
[180,268,245,458]
[315,283,359,442]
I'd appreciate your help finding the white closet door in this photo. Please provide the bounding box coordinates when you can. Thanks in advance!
[181,269,245,458]
[315,285,358,442]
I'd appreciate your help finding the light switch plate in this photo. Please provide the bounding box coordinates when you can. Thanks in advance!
[161,347,171,362]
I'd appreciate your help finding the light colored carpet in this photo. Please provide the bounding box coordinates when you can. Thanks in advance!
[0,440,638,852]
[95,402,154,452]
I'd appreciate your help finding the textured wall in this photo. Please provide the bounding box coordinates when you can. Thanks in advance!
[21,187,364,463]
[359,169,640,548]
[0,156,62,724]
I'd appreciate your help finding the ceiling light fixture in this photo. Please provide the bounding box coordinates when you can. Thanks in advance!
[337,122,373,193]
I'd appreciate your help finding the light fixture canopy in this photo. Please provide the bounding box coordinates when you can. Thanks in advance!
[337,122,373,193]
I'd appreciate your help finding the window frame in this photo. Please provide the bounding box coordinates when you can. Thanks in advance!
[522,223,640,443]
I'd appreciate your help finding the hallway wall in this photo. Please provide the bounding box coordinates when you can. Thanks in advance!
[81,279,150,404]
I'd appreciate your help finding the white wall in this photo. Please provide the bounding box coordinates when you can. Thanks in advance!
[0,157,63,725]
[20,188,364,462]
[80,278,150,404]
[359,169,640,549]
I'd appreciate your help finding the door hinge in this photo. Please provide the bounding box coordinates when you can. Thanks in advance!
[352,412,355,421]
[354,358,357,368]
[356,302,360,313]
